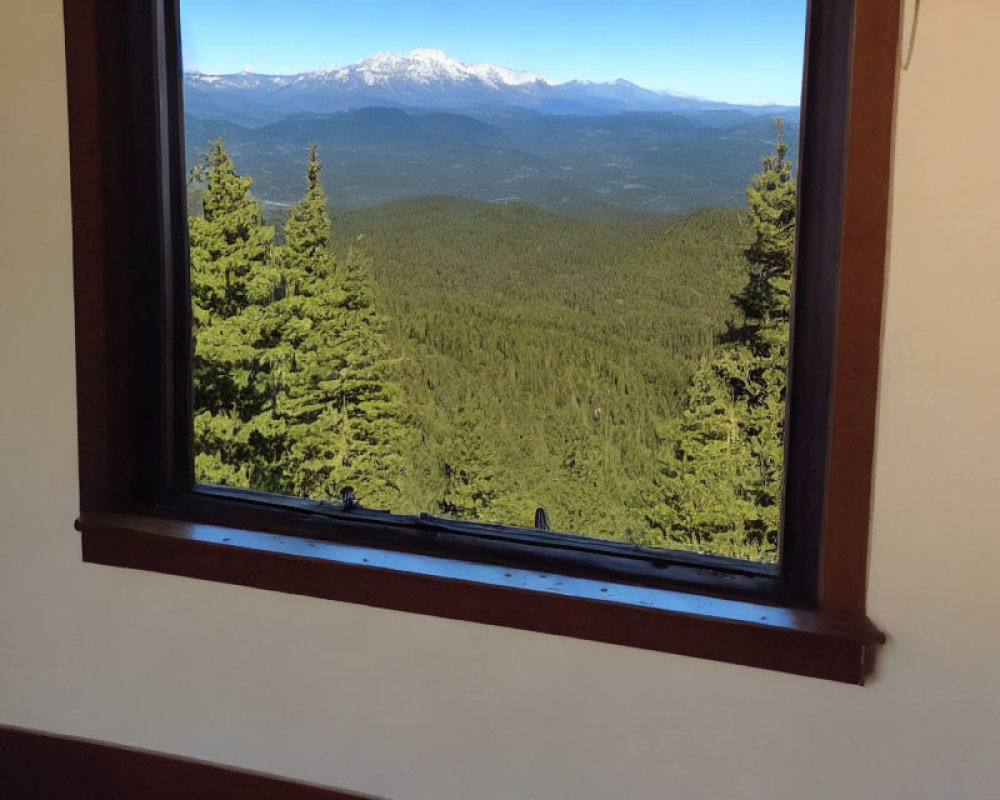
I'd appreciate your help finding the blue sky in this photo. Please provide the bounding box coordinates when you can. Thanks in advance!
[180,0,807,105]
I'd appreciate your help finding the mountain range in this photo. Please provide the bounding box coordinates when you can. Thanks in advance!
[184,48,796,126]
[184,49,799,216]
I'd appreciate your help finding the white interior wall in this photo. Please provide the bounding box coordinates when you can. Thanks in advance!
[1,1,998,798]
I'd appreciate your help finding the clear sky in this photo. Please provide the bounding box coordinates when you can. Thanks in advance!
[179,0,807,105]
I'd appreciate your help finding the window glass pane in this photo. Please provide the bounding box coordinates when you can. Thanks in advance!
[180,0,806,563]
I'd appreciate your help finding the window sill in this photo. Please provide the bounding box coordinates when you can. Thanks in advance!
[76,512,884,684]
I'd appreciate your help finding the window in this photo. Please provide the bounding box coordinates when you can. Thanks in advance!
[180,2,805,568]
[66,0,898,683]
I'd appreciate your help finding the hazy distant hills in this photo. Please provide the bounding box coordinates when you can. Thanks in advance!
[184,49,799,216]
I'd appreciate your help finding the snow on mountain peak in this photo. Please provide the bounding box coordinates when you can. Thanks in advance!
[303,49,548,88]
[360,50,407,68]
[410,48,450,62]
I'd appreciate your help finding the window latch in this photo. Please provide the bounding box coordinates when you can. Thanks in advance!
[534,507,551,531]
[339,486,360,512]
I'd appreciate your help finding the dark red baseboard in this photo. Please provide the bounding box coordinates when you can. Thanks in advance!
[0,725,386,800]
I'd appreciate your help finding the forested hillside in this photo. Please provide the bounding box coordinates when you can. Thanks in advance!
[187,131,794,562]
[184,108,798,216]
[330,198,747,541]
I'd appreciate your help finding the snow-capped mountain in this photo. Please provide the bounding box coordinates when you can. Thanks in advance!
[307,48,546,89]
[184,49,793,126]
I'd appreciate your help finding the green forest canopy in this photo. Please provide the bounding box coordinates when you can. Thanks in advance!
[188,128,796,563]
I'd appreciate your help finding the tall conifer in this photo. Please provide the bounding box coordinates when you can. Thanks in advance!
[439,408,504,519]
[270,145,346,497]
[732,118,796,337]
[189,139,283,489]
[647,122,795,561]
[327,247,411,508]
[271,146,411,508]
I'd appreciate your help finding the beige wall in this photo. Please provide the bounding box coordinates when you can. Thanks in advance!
[2,1,998,798]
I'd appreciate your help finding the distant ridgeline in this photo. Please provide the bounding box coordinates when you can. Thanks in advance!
[183,49,798,217]
[187,125,795,562]
[185,109,798,218]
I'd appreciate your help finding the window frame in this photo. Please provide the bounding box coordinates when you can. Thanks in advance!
[65,0,898,683]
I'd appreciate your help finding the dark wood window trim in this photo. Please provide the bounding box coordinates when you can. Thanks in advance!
[65,0,899,684]
[0,725,383,799]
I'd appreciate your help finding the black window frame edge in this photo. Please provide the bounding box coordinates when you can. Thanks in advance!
[66,0,897,683]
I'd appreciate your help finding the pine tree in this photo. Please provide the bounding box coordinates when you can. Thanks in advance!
[269,145,348,498]
[259,146,412,508]
[732,118,797,336]
[190,142,411,507]
[647,122,795,561]
[439,408,504,519]
[326,247,412,509]
[189,139,283,489]
[645,345,784,559]
[279,144,337,294]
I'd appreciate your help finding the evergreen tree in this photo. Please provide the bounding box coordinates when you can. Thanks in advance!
[326,247,412,509]
[189,143,412,507]
[269,145,348,498]
[645,344,785,559]
[732,118,797,335]
[280,144,337,292]
[189,139,283,489]
[439,408,504,519]
[647,122,795,561]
